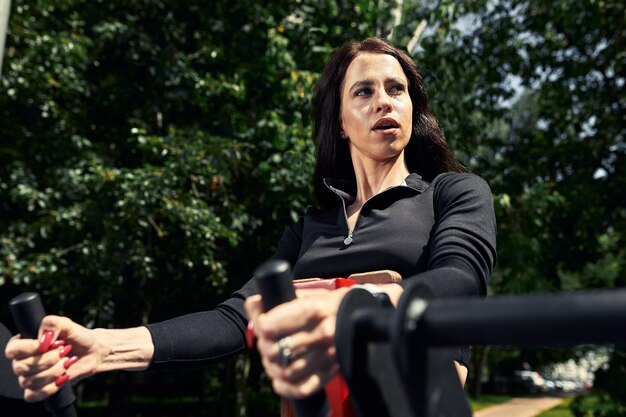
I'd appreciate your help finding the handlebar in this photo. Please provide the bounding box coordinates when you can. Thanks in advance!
[9,292,78,417]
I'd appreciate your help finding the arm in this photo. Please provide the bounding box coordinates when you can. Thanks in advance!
[400,173,497,374]
[5,218,306,400]
[4,316,153,402]
[400,172,497,297]
[145,217,305,369]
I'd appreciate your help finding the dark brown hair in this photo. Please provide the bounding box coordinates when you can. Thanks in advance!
[312,37,463,209]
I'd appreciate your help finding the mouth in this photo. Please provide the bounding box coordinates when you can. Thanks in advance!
[372,118,400,134]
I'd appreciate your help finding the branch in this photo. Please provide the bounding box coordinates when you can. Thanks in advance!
[57,242,86,257]
[407,19,428,53]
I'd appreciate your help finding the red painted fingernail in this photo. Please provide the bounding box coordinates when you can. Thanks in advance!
[246,321,256,349]
[63,356,79,369]
[38,331,54,353]
[48,340,66,351]
[58,344,73,358]
[55,373,69,387]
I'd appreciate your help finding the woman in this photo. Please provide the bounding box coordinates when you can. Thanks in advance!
[5,37,496,403]
[244,37,496,399]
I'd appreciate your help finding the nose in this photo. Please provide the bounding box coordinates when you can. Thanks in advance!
[375,90,393,113]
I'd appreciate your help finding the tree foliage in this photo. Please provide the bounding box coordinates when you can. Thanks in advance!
[395,0,625,403]
[0,0,393,321]
[396,0,626,295]
[0,0,394,413]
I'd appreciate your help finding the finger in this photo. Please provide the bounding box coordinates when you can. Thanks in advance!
[260,354,283,380]
[19,354,67,391]
[244,295,264,322]
[255,289,347,339]
[5,335,39,360]
[23,380,63,403]
[253,300,318,339]
[39,315,77,343]
[281,345,337,383]
[259,338,337,383]
[257,315,336,363]
[272,362,340,399]
[13,344,69,377]
[38,331,55,353]
[63,356,79,369]
[48,339,66,351]
[294,288,336,299]
[6,317,72,360]
[13,355,52,377]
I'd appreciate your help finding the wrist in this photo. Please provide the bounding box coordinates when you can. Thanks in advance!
[93,326,154,373]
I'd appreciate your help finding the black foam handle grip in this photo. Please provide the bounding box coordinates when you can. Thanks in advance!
[9,292,78,417]
[254,260,331,417]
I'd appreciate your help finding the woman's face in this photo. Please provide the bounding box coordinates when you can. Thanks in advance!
[340,52,413,164]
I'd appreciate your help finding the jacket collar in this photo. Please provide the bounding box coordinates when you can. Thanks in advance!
[323,173,428,204]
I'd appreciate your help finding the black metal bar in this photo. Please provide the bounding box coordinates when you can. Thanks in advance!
[336,283,626,417]
[403,289,626,347]
[254,260,331,417]
[335,288,398,417]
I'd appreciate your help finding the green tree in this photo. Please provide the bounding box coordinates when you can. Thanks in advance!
[0,0,397,414]
[390,0,625,397]
[571,350,626,417]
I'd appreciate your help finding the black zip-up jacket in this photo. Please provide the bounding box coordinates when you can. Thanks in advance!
[146,172,497,369]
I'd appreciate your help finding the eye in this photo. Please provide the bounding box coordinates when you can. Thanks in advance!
[355,87,372,97]
[389,84,406,95]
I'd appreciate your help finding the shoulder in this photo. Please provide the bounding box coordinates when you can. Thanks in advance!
[428,172,494,218]
[430,172,493,201]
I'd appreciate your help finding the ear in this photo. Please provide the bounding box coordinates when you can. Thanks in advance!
[339,122,349,139]
[339,113,347,139]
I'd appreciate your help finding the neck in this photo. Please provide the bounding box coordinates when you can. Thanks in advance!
[350,152,409,205]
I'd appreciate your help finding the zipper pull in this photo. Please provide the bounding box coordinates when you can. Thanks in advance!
[343,230,353,246]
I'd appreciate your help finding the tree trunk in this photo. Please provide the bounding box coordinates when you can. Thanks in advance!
[470,346,491,398]
[234,355,251,417]
[221,355,251,417]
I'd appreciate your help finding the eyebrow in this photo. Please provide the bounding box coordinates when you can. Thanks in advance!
[348,77,407,92]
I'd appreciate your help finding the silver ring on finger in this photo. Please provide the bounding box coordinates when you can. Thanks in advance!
[277,336,293,367]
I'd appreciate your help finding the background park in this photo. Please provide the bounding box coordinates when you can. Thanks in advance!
[0,0,624,416]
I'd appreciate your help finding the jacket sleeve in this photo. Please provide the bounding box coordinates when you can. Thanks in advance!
[399,172,497,297]
[145,218,304,370]
[399,173,497,367]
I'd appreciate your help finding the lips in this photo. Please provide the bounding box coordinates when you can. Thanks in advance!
[373,117,400,133]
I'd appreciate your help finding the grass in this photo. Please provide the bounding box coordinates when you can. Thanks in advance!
[536,397,573,417]
[468,394,513,411]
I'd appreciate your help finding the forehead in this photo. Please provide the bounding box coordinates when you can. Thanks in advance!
[343,53,407,87]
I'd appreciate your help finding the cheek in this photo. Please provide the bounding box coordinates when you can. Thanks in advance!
[342,108,364,134]
[396,99,412,116]
[398,102,413,129]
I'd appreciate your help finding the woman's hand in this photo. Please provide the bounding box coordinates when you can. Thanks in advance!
[4,315,104,402]
[245,287,351,399]
[4,315,153,403]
